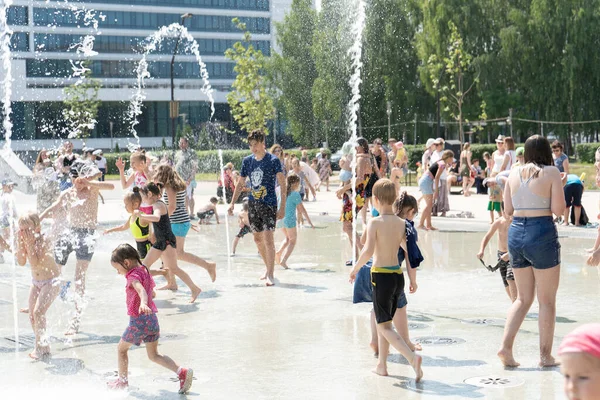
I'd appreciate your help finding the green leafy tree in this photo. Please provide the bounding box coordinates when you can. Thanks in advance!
[429,22,479,144]
[225,18,275,135]
[270,0,319,146]
[62,60,101,140]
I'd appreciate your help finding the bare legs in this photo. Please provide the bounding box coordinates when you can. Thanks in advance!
[117,340,180,383]
[176,236,217,282]
[375,321,423,381]
[343,220,362,261]
[144,246,202,303]
[65,259,90,335]
[369,307,421,355]
[275,227,297,269]
[498,265,560,367]
[254,230,276,286]
[28,282,59,358]
[418,194,435,230]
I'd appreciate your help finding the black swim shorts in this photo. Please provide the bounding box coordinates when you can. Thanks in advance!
[248,201,277,233]
[54,227,96,265]
[371,272,405,324]
[136,240,152,259]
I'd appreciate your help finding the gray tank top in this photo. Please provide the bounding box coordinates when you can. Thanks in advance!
[511,167,551,211]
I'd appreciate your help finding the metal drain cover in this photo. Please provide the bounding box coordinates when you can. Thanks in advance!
[408,323,428,330]
[464,375,524,388]
[414,336,465,346]
[461,318,505,326]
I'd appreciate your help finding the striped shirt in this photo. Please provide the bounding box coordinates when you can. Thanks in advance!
[162,189,190,224]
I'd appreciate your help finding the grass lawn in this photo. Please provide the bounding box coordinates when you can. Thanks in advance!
[569,163,597,190]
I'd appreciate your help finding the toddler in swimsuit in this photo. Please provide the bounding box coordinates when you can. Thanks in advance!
[107,243,193,393]
[117,151,153,215]
[104,187,152,258]
[15,213,61,360]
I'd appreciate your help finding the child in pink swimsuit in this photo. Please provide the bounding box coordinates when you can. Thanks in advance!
[116,151,153,214]
[107,243,193,394]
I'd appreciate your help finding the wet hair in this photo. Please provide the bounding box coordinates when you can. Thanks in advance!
[247,130,265,143]
[125,187,142,207]
[111,243,147,273]
[18,212,41,232]
[356,137,369,154]
[504,137,515,151]
[393,191,418,218]
[551,140,563,150]
[372,178,397,206]
[210,197,218,204]
[140,182,163,197]
[341,141,354,156]
[524,135,552,170]
[154,164,186,192]
[441,150,454,162]
[286,174,300,197]
[130,150,147,164]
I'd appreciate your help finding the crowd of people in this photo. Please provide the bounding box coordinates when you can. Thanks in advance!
[1,130,599,398]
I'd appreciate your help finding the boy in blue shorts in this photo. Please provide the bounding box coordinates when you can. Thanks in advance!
[350,179,423,381]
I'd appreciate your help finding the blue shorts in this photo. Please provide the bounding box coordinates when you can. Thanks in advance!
[418,174,434,195]
[171,222,191,237]
[282,219,296,229]
[353,264,407,309]
[508,216,560,270]
[122,314,160,346]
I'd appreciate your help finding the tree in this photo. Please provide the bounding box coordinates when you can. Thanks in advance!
[270,0,319,146]
[225,18,275,135]
[62,60,101,140]
[429,22,479,144]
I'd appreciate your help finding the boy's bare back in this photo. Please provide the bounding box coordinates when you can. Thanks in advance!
[370,215,406,268]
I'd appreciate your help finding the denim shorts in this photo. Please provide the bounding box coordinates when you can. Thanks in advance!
[508,216,560,270]
[171,222,191,237]
[418,174,434,195]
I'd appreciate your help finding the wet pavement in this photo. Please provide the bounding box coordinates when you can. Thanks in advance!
[0,181,598,399]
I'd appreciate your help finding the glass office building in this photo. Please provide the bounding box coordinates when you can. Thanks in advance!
[5,0,291,148]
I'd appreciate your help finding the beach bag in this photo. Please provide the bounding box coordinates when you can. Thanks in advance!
[570,205,589,226]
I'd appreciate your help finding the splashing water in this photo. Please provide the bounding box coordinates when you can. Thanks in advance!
[346,0,365,266]
[128,23,215,149]
[0,0,20,352]
[218,149,232,268]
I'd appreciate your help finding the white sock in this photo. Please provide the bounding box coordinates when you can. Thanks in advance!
[177,367,183,375]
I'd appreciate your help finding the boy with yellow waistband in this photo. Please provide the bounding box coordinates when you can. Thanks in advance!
[350,178,423,381]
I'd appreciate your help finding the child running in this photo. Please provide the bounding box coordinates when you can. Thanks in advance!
[476,210,516,302]
[116,150,153,214]
[275,175,314,269]
[108,244,193,393]
[349,179,423,381]
[15,213,61,360]
[196,197,220,224]
[104,187,152,259]
[231,201,251,256]
[353,191,423,356]
[137,183,202,303]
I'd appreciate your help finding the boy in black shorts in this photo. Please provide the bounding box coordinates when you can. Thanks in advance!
[228,130,286,286]
[349,179,423,381]
[196,197,220,224]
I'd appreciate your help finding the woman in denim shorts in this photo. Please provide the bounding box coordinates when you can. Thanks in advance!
[499,135,566,369]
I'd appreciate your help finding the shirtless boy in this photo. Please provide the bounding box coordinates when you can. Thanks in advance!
[196,197,220,224]
[40,160,114,334]
[349,179,423,381]
[477,214,517,302]
[16,213,61,359]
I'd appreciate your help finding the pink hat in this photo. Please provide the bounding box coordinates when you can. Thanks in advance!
[395,141,404,150]
[559,323,600,359]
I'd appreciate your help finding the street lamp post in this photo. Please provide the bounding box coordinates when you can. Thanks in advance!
[386,101,391,141]
[170,13,193,148]
[436,69,444,139]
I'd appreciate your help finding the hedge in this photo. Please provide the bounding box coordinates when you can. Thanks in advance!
[575,143,600,164]
[102,148,332,175]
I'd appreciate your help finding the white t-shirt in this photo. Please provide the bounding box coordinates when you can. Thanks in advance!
[96,156,107,169]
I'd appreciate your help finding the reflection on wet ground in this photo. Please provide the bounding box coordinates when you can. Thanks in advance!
[0,223,597,399]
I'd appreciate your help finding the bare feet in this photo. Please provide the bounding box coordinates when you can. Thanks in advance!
[498,348,520,367]
[428,226,438,231]
[586,248,597,253]
[206,262,217,282]
[411,354,423,382]
[373,364,388,376]
[260,272,267,280]
[265,275,275,286]
[190,286,202,303]
[370,342,378,356]
[280,261,289,270]
[409,342,422,352]
[65,319,80,336]
[539,355,560,367]
[275,252,282,265]
[157,284,178,291]
[20,307,29,313]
